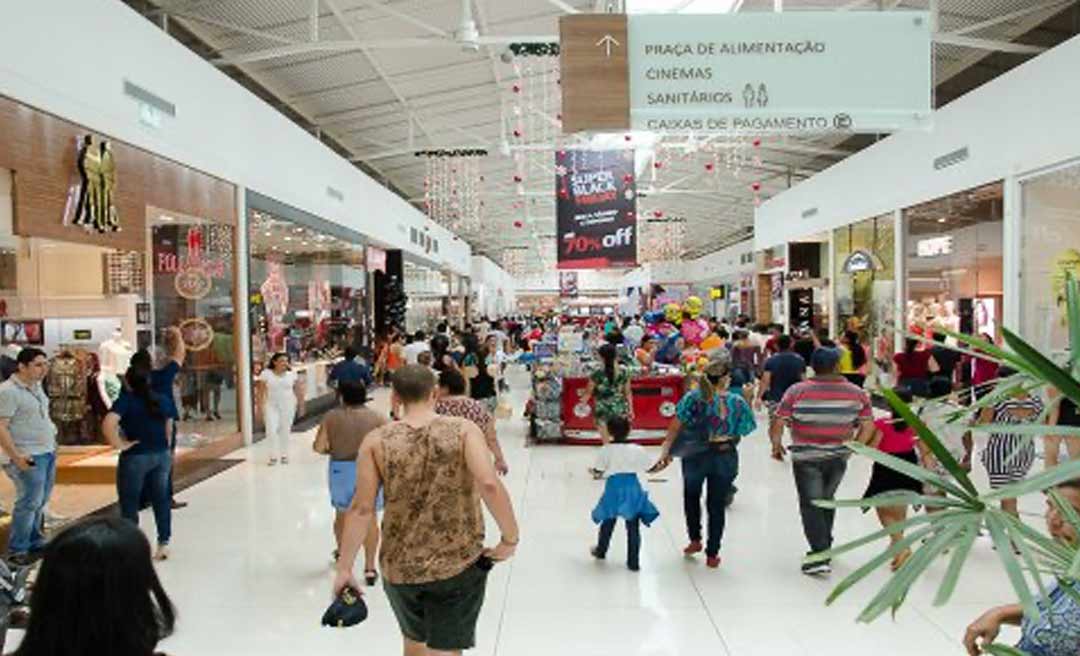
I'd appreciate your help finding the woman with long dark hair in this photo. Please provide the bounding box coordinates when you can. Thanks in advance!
[102,353,174,561]
[581,343,634,444]
[893,337,937,398]
[463,335,498,412]
[14,516,176,656]
[838,330,869,388]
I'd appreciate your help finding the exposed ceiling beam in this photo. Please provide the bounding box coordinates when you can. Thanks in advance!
[165,11,299,45]
[309,0,320,42]
[952,0,1075,36]
[210,38,452,66]
[356,0,450,38]
[323,0,434,147]
[545,0,580,13]
[933,33,1047,54]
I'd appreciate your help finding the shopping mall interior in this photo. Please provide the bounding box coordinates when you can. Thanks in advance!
[2,0,1080,654]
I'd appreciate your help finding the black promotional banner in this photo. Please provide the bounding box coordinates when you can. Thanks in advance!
[556,149,637,270]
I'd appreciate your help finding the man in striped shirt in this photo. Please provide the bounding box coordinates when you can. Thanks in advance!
[770,347,874,575]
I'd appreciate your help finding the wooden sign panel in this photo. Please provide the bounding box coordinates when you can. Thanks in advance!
[559,14,630,134]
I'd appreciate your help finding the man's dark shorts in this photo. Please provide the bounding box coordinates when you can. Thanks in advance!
[383,559,490,651]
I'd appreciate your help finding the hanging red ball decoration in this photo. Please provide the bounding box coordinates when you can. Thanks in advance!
[512,84,521,93]
[751,182,762,191]
[654,162,663,170]
[513,221,524,229]
[513,175,522,183]
[705,162,715,172]
[752,138,762,148]
[558,188,569,199]
[653,210,664,218]
[512,129,522,138]
[623,174,634,184]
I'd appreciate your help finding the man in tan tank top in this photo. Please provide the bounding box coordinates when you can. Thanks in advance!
[333,365,520,656]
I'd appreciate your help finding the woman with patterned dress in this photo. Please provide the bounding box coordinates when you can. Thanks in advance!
[977,367,1045,519]
[581,344,634,444]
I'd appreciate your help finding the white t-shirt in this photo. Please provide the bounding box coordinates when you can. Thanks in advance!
[403,341,428,365]
[594,443,652,479]
[259,369,298,406]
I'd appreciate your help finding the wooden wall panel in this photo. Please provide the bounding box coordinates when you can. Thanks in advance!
[0,95,235,252]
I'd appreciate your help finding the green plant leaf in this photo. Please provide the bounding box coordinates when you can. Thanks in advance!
[1003,515,1074,571]
[985,513,1039,620]
[1002,327,1080,410]
[856,519,969,623]
[825,523,939,607]
[1006,514,1051,609]
[847,441,977,502]
[815,494,967,510]
[882,388,978,498]
[933,521,979,606]
[984,458,1080,502]
[928,327,1035,375]
[1067,273,1080,377]
[806,510,961,563]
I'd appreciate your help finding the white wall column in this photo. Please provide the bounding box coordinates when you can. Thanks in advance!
[893,208,906,354]
[235,187,254,449]
[1003,174,1022,335]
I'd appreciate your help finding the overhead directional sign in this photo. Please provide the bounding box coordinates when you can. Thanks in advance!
[561,12,932,135]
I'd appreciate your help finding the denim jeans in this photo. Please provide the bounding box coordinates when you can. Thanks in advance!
[3,450,56,554]
[117,450,172,546]
[595,518,641,569]
[682,448,739,558]
[792,457,848,554]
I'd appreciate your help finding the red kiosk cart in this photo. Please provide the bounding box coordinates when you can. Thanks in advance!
[561,373,685,445]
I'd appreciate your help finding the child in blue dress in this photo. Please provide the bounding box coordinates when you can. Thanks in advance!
[590,416,660,571]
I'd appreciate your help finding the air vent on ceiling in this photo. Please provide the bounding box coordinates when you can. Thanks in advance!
[801,207,819,220]
[123,80,175,117]
[326,186,344,202]
[934,147,969,171]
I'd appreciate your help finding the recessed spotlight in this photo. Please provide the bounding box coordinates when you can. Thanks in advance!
[937,218,947,224]
[284,236,292,241]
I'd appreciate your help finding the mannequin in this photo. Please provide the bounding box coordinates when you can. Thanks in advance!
[98,328,134,376]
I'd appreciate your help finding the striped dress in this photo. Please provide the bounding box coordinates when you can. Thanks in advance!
[981,396,1044,489]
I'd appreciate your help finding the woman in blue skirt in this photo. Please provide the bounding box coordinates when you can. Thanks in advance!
[590,416,660,572]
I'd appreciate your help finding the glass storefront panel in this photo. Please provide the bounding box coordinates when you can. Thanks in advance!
[903,181,1004,342]
[1021,163,1080,362]
[149,209,239,443]
[404,260,444,332]
[834,214,896,381]
[248,208,367,417]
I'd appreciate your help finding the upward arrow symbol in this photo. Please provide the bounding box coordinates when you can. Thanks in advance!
[595,34,620,58]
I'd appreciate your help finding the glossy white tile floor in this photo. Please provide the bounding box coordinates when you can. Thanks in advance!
[60,369,1052,654]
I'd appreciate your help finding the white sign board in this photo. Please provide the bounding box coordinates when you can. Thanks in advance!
[627,12,932,134]
[917,236,954,257]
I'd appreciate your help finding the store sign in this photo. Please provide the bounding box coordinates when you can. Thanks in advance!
[67,135,121,233]
[842,249,882,273]
[556,149,637,270]
[560,12,931,134]
[790,288,814,332]
[917,236,954,258]
[560,271,579,297]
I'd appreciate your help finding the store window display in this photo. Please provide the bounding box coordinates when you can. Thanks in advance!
[150,211,238,444]
[1021,163,1080,360]
[903,182,1004,348]
[404,261,446,333]
[248,209,368,420]
[834,214,895,385]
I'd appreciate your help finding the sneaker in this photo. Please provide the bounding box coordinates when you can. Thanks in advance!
[683,541,703,557]
[590,546,606,560]
[171,499,189,510]
[627,562,640,572]
[268,457,278,466]
[801,560,832,576]
[153,545,170,561]
[706,555,721,569]
[281,456,289,465]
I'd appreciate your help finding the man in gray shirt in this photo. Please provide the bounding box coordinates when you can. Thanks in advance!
[0,348,58,565]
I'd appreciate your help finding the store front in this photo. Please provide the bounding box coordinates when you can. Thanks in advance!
[0,95,240,516]
[1020,161,1080,362]
[246,193,368,423]
[403,259,446,332]
[903,182,1004,342]
[834,213,896,384]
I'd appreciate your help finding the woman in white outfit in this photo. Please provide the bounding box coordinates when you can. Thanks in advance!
[256,353,305,465]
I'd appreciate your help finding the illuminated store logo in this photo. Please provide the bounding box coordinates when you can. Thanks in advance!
[917,236,954,258]
[842,249,884,273]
